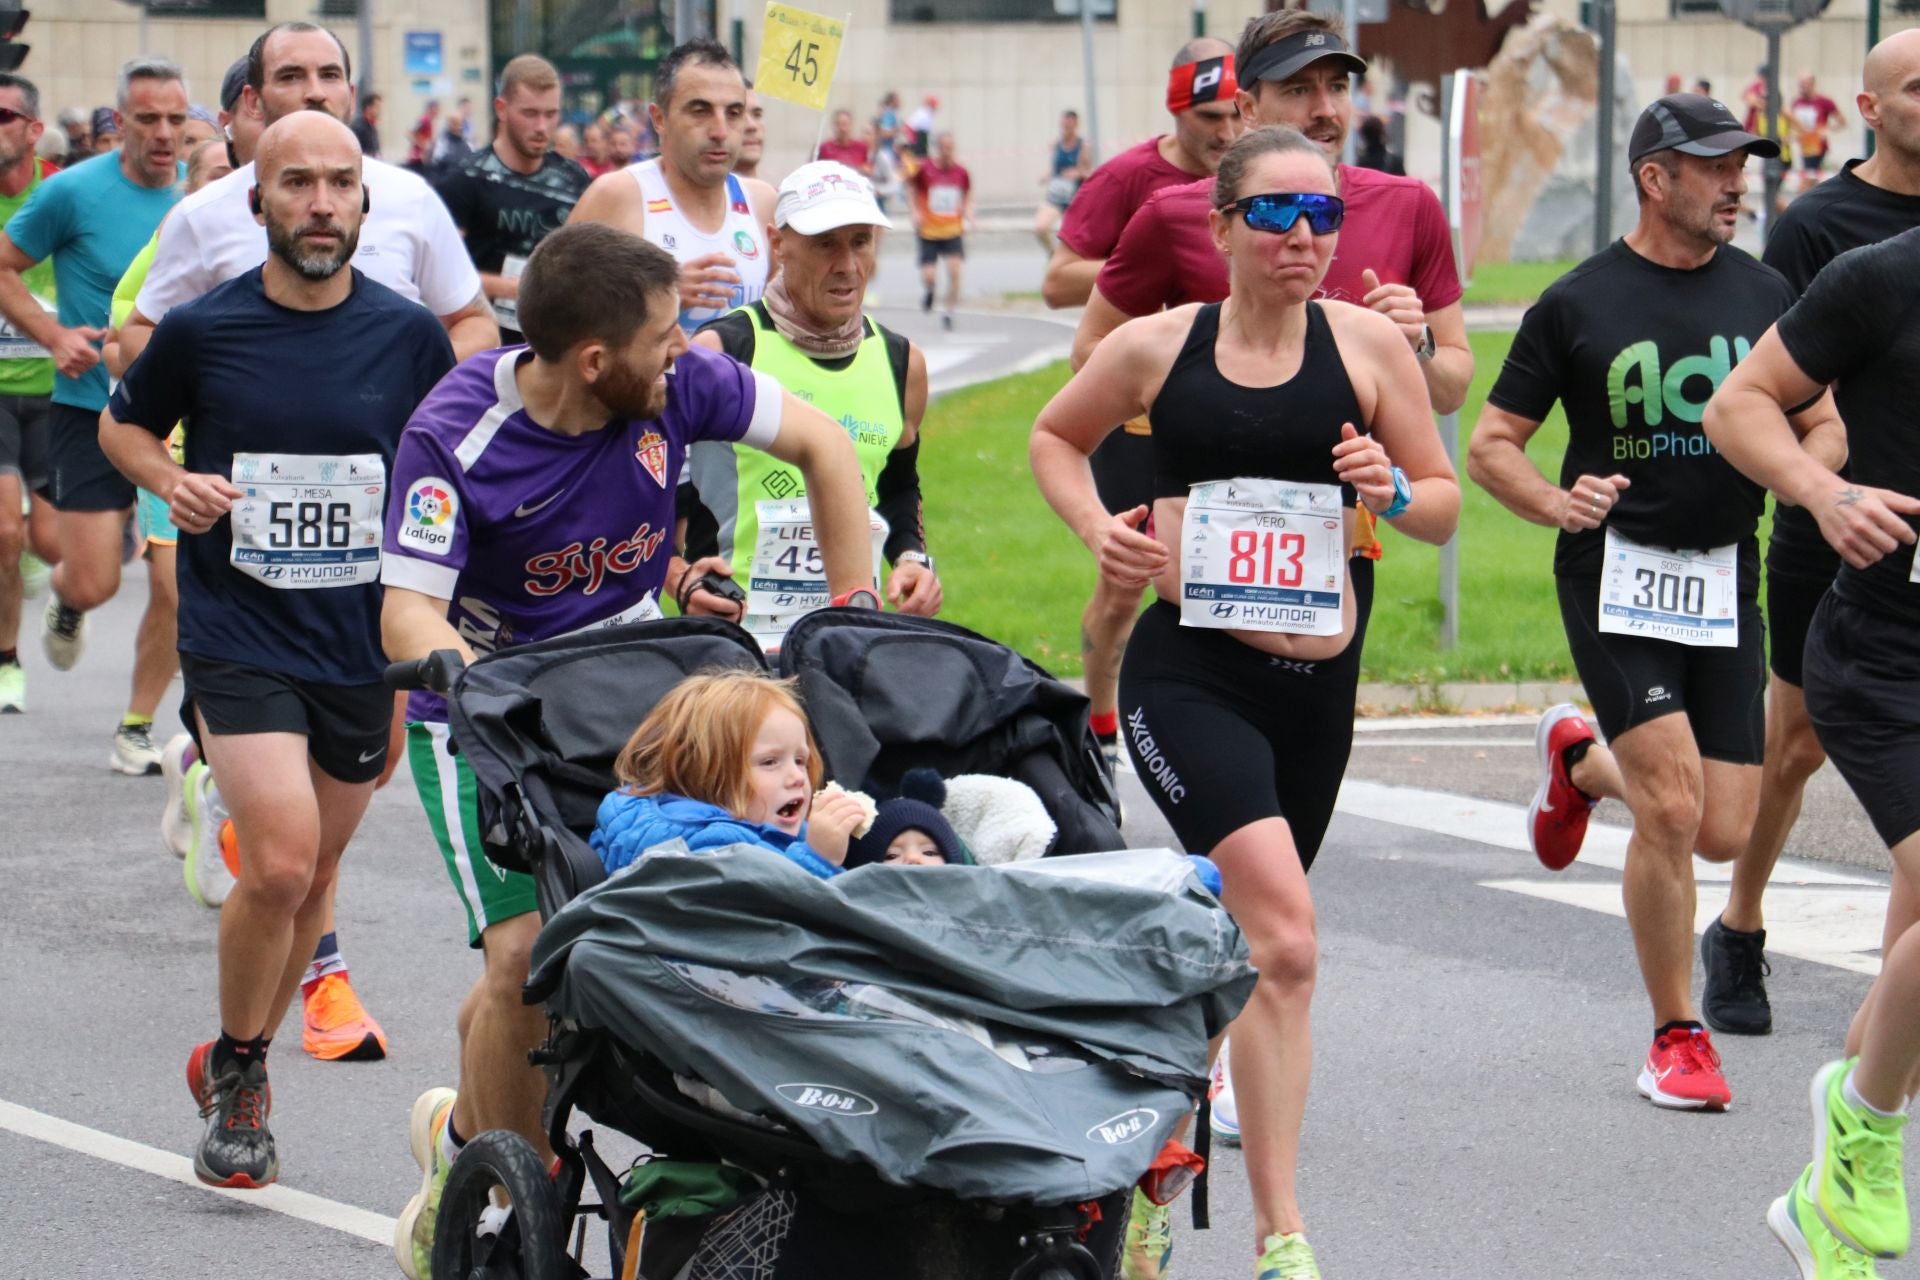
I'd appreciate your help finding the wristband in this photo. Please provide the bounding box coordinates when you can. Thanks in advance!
[895,549,935,575]
[831,588,881,610]
[1380,466,1413,520]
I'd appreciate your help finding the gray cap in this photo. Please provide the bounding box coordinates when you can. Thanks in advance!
[1628,93,1780,167]
[219,57,249,112]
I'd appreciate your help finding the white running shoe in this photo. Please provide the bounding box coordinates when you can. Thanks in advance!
[18,551,48,601]
[159,734,195,858]
[41,596,84,671]
[1209,1036,1241,1145]
[182,763,235,908]
[0,661,22,714]
[111,721,162,776]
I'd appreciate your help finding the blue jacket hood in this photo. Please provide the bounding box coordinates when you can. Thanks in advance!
[591,790,842,880]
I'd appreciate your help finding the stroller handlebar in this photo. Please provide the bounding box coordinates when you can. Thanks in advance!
[385,649,466,694]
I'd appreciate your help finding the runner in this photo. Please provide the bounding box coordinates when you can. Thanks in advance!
[0,71,59,715]
[735,81,766,181]
[0,56,188,773]
[98,111,456,1189]
[124,23,488,1063]
[118,21,497,367]
[1709,224,1920,1280]
[815,107,871,174]
[1790,71,1846,190]
[378,220,874,1279]
[1041,36,1240,774]
[431,53,588,345]
[1710,31,1920,1041]
[1468,94,1823,1113]
[1032,125,1458,1280]
[1032,108,1089,255]
[569,39,773,335]
[909,131,971,330]
[680,160,940,649]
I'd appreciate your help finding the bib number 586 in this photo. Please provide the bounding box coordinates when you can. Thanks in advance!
[268,500,353,550]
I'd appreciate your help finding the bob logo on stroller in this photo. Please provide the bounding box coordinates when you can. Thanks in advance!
[776,1082,880,1116]
[1087,1108,1159,1146]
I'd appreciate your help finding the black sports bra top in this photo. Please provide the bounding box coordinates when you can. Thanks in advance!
[1147,301,1364,506]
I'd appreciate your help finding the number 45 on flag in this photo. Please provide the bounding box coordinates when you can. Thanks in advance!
[756,2,847,111]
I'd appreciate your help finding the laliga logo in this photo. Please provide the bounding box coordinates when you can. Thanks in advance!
[409,484,454,526]
[1087,1108,1159,1146]
[777,1083,879,1116]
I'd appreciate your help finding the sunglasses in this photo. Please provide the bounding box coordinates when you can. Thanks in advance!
[1227,192,1345,236]
[0,108,34,126]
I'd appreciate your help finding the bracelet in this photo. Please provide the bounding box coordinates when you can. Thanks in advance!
[673,565,696,612]
[895,549,935,575]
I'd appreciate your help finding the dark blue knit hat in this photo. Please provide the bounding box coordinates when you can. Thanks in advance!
[844,768,969,868]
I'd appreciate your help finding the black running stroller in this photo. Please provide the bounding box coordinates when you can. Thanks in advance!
[390,611,1252,1280]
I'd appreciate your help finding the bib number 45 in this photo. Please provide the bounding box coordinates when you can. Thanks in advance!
[784,39,821,86]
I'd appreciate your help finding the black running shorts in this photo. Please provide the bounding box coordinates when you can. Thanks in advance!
[1804,593,1920,848]
[180,653,394,784]
[1764,564,1834,687]
[917,235,964,265]
[1090,429,1154,518]
[0,393,51,490]
[46,400,134,512]
[1118,558,1373,866]
[1556,573,1765,763]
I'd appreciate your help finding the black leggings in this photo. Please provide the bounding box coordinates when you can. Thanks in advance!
[1118,559,1372,868]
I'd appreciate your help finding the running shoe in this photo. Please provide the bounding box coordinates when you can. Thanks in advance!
[183,763,236,908]
[189,1044,277,1189]
[0,660,22,714]
[1771,1163,1884,1279]
[40,596,83,671]
[1637,1026,1732,1111]
[1122,1187,1173,1280]
[1255,1232,1320,1280]
[1209,1038,1241,1145]
[302,972,389,1062]
[395,1087,459,1280]
[1527,703,1597,871]
[1700,916,1773,1036]
[159,734,195,859]
[18,550,48,600]
[1809,1058,1910,1259]
[111,721,162,776]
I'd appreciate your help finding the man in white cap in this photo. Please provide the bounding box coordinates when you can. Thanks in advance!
[675,159,940,648]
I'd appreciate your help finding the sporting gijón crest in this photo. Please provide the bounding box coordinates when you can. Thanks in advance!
[635,431,668,487]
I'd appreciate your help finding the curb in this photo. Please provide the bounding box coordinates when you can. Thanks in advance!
[1354,680,1585,716]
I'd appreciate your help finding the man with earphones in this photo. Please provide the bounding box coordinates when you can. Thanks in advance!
[98,110,455,1190]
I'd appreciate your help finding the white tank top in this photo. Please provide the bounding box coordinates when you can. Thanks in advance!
[628,158,770,333]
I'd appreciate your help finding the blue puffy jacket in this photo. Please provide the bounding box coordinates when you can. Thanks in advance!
[591,790,843,880]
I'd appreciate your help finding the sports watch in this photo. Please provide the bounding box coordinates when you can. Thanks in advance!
[1415,324,1437,364]
[831,588,882,610]
[1380,466,1414,520]
[895,549,936,574]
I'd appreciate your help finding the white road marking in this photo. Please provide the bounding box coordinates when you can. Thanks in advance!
[1354,713,1555,733]
[1350,738,1534,748]
[0,1098,395,1246]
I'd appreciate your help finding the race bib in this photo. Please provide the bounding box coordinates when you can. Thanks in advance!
[927,184,963,217]
[229,453,385,590]
[1598,528,1738,647]
[745,500,887,651]
[491,254,528,330]
[0,293,55,361]
[558,592,663,637]
[1180,478,1345,636]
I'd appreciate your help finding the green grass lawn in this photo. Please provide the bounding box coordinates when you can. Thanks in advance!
[1461,260,1577,308]
[922,328,1768,685]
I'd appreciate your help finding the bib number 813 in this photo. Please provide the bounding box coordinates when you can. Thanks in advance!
[1227,528,1306,588]
[1633,567,1705,615]
[268,500,352,550]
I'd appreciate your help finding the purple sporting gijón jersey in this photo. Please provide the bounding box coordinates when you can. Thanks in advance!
[382,343,782,721]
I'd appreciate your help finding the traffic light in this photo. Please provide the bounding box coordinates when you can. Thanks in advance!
[0,5,27,73]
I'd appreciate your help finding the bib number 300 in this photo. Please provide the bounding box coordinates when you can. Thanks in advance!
[1598,528,1738,647]
[229,452,385,590]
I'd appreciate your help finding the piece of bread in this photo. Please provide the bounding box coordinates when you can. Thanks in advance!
[816,780,878,837]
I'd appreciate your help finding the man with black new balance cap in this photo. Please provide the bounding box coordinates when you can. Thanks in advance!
[1470,94,1839,1115]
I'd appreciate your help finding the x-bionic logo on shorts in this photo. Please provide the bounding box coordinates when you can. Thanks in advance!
[1127,707,1186,804]
[397,476,458,557]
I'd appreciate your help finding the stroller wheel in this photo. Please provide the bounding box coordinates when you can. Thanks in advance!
[430,1130,567,1280]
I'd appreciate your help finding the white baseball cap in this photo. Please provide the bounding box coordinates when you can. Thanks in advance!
[774,161,894,234]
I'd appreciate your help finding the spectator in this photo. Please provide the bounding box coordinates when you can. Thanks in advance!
[56,106,88,155]
[430,99,473,172]
[1355,114,1404,175]
[905,94,937,158]
[353,91,383,159]
[408,99,439,170]
[552,122,581,161]
[608,123,637,167]
[90,107,120,154]
[580,120,612,176]
[1693,78,1712,97]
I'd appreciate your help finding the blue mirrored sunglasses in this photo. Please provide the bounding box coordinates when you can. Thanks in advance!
[1228,192,1345,235]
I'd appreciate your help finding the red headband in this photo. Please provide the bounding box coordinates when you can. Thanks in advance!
[1168,55,1238,114]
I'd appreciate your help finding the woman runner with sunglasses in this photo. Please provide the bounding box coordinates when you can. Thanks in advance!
[1032,125,1458,1280]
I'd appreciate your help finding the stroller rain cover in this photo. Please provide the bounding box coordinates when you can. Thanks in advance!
[526,845,1255,1205]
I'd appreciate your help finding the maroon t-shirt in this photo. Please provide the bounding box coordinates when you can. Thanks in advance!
[1095,163,1465,316]
[816,137,871,171]
[1056,135,1198,260]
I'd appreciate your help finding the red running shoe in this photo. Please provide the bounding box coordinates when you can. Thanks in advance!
[1527,703,1598,871]
[1637,1027,1732,1111]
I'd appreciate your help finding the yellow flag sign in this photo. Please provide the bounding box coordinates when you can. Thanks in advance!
[756,2,845,111]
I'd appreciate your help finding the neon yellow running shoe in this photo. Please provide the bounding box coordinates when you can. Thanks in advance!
[394,1087,457,1280]
[1810,1059,1909,1259]
[1256,1232,1319,1280]
[1122,1187,1173,1280]
[1772,1163,1883,1279]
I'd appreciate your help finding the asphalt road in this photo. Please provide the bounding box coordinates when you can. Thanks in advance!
[1,579,1899,1280]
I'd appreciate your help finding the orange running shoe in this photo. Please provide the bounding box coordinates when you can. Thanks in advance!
[219,819,240,879]
[302,972,389,1062]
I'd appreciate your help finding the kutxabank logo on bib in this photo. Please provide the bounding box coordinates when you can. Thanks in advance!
[1605,336,1752,461]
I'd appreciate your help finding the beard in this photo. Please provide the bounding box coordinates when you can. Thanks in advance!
[592,357,669,420]
[265,215,361,281]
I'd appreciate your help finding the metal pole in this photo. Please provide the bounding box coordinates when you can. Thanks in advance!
[731,0,745,65]
[1763,32,1783,238]
[1193,0,1206,38]
[1439,413,1460,649]
[1867,0,1880,158]
[1593,0,1616,254]
[1080,0,1101,166]
[675,0,698,45]
[139,7,149,55]
[1342,0,1359,165]
[511,0,533,62]
[359,0,376,99]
